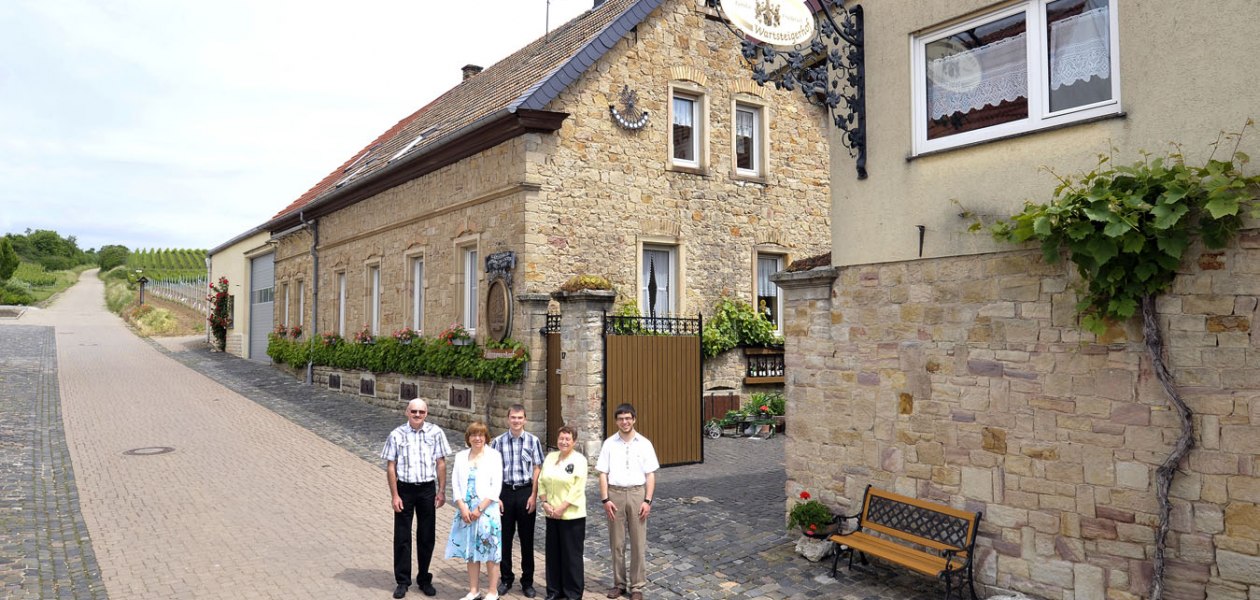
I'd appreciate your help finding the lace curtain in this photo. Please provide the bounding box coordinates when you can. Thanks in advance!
[927,6,1109,119]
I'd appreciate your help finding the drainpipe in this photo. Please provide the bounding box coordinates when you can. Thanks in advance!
[302,211,319,385]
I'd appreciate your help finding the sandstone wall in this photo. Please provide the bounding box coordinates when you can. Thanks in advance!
[526,0,832,314]
[780,231,1260,600]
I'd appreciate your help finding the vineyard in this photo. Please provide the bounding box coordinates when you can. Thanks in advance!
[125,248,207,282]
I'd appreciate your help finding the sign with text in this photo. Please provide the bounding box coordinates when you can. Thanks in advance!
[723,0,815,48]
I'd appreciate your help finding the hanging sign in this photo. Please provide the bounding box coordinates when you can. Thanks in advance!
[722,0,816,48]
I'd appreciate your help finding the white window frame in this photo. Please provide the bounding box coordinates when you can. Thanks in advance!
[640,244,678,319]
[368,264,381,335]
[282,282,290,327]
[754,252,785,334]
[911,0,1120,155]
[410,255,425,333]
[297,278,305,330]
[461,245,479,335]
[668,83,707,171]
[337,272,347,337]
[733,102,765,178]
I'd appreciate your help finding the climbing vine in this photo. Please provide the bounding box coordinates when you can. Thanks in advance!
[989,123,1260,600]
[207,276,230,352]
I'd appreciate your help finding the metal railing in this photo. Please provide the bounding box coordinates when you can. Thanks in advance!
[146,277,208,314]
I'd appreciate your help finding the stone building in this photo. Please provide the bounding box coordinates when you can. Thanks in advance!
[207,226,270,359]
[774,1,1260,598]
[259,0,830,445]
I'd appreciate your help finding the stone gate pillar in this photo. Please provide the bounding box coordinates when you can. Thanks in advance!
[552,289,615,461]
[516,292,553,439]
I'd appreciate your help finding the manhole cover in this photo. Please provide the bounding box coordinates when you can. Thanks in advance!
[123,446,175,456]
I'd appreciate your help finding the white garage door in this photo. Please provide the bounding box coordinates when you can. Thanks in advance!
[248,252,274,363]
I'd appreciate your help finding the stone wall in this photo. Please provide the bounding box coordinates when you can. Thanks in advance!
[527,0,832,313]
[777,230,1260,600]
[310,366,536,439]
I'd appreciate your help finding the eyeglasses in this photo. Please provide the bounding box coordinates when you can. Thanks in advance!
[409,410,427,415]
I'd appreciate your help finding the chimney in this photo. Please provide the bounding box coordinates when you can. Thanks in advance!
[461,64,483,81]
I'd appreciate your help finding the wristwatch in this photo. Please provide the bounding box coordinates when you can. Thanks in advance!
[601,498,611,504]
[644,498,652,505]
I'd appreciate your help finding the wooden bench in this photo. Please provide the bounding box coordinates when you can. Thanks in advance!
[829,485,982,600]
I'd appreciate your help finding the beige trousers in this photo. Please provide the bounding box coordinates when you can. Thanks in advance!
[606,484,648,592]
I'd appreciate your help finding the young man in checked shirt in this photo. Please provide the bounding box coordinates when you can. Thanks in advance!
[490,404,545,598]
[383,398,451,599]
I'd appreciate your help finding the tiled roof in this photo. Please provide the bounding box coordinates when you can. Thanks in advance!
[270,0,663,222]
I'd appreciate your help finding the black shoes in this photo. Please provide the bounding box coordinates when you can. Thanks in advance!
[418,582,437,597]
[393,584,408,599]
[522,584,537,598]
[498,581,511,596]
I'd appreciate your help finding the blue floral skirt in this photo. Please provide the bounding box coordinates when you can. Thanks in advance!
[444,506,502,563]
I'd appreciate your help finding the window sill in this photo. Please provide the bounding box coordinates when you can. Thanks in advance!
[908,111,1126,162]
[731,171,767,185]
[667,163,708,176]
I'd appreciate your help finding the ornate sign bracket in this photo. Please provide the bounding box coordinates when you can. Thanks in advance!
[713,0,867,179]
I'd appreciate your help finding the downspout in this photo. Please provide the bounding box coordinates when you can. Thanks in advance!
[302,211,319,385]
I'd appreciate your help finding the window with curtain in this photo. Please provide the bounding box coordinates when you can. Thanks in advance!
[463,247,479,333]
[756,253,783,332]
[672,94,698,164]
[641,245,676,319]
[735,105,760,175]
[411,257,424,332]
[337,272,346,337]
[297,279,304,330]
[282,283,290,326]
[915,0,1117,153]
[369,266,380,335]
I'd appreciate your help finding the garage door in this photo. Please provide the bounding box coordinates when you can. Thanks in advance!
[248,252,274,362]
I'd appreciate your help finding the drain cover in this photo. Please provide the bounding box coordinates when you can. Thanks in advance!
[123,446,175,456]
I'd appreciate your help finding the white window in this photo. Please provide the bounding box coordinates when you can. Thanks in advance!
[641,245,677,318]
[368,265,380,335]
[463,247,479,334]
[411,257,424,332]
[297,279,305,329]
[912,0,1119,154]
[337,272,347,337]
[672,93,701,167]
[756,253,784,333]
[282,283,290,327]
[734,104,762,176]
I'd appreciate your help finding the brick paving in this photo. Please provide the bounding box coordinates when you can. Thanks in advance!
[1,272,938,600]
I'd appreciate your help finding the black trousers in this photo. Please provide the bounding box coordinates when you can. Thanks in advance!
[500,485,537,586]
[393,480,436,586]
[545,517,585,600]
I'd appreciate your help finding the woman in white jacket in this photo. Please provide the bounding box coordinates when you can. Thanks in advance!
[444,421,504,600]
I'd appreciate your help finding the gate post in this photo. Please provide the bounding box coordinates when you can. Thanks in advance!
[516,293,553,439]
[551,289,615,462]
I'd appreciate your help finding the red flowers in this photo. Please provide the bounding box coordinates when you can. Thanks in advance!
[760,405,769,413]
[800,491,811,500]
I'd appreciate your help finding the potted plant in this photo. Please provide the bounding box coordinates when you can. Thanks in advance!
[788,491,838,539]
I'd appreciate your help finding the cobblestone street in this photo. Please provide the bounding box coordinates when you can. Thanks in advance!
[1,272,936,599]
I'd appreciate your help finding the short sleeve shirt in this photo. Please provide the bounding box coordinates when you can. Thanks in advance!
[381,421,451,484]
[595,432,659,487]
[490,430,545,487]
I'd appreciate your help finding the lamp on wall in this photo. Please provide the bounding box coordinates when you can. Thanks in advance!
[711,0,866,179]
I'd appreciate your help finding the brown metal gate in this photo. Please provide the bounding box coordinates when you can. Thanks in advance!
[604,315,702,466]
[545,315,562,448]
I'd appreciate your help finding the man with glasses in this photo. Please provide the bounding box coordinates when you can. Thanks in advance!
[491,404,544,598]
[383,399,451,598]
[596,403,659,600]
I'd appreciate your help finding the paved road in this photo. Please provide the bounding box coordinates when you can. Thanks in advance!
[0,272,936,600]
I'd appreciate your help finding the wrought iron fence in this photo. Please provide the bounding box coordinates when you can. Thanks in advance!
[146,277,208,314]
[604,314,702,336]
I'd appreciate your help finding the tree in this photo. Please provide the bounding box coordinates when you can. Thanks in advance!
[98,245,130,271]
[0,238,17,281]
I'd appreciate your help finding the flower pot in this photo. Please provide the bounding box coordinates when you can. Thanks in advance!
[801,519,841,539]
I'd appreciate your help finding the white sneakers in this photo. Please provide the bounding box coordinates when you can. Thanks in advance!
[459,592,481,600]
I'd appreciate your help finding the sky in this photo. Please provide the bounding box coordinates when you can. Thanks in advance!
[0,0,594,252]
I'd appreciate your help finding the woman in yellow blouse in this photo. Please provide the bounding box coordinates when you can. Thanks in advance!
[538,426,586,600]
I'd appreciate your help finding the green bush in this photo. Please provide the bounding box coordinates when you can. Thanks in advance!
[129,305,177,336]
[0,280,34,305]
[268,333,530,384]
[750,391,785,416]
[701,297,782,358]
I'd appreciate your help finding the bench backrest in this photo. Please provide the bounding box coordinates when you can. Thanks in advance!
[858,486,980,554]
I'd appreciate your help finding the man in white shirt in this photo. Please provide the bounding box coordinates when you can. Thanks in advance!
[382,399,451,599]
[596,403,660,600]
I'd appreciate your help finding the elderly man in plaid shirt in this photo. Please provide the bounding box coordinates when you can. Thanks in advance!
[383,398,451,599]
[490,404,545,598]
